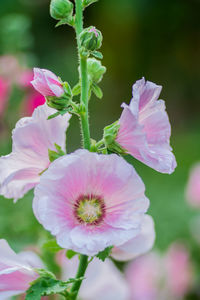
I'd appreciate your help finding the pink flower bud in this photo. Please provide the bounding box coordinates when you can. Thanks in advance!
[0,77,10,116]
[31,68,64,97]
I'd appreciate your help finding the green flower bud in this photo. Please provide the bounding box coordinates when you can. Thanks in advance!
[79,26,102,52]
[50,0,73,21]
[46,82,72,112]
[103,122,126,154]
[87,58,106,83]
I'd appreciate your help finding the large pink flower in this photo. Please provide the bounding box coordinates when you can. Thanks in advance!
[116,78,177,174]
[33,150,149,256]
[31,68,64,97]
[186,163,200,208]
[0,104,71,201]
[0,239,43,299]
[111,214,155,261]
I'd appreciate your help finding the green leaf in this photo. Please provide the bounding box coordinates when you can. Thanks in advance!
[66,249,77,259]
[42,239,63,253]
[72,82,81,96]
[26,272,83,300]
[96,246,113,262]
[91,83,103,99]
[91,50,103,60]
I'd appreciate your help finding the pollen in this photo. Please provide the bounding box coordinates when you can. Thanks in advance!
[74,195,105,225]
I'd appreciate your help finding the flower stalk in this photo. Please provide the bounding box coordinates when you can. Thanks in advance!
[75,0,91,150]
[69,0,90,298]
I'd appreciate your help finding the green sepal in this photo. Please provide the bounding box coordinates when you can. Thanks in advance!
[91,50,103,60]
[96,246,113,262]
[103,121,127,154]
[66,249,78,259]
[72,82,81,96]
[47,112,60,120]
[91,83,103,99]
[82,0,98,8]
[42,239,63,253]
[55,16,75,27]
[48,143,65,162]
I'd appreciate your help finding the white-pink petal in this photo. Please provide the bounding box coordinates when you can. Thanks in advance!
[0,239,43,298]
[0,104,71,201]
[111,214,155,261]
[116,77,177,174]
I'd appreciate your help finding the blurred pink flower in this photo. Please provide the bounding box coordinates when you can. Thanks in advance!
[186,163,200,208]
[0,55,21,83]
[126,243,193,300]
[0,77,10,116]
[17,70,34,88]
[22,92,46,116]
[33,149,149,256]
[126,253,162,300]
[116,77,177,174]
[31,68,64,97]
[0,104,71,201]
[111,214,155,261]
[0,239,43,299]
[59,253,130,300]
[165,243,193,299]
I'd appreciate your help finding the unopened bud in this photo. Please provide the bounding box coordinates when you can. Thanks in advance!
[50,0,73,21]
[79,26,102,52]
[87,58,106,83]
[103,122,126,154]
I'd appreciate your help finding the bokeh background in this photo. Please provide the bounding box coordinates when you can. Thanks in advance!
[0,0,200,298]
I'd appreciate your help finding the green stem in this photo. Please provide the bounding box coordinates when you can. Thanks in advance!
[70,255,88,300]
[75,0,91,150]
[68,1,90,299]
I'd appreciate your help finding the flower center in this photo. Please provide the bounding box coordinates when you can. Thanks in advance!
[74,195,105,225]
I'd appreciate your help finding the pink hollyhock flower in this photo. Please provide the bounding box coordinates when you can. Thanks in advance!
[0,104,71,201]
[22,92,46,116]
[111,214,155,261]
[33,150,149,256]
[31,68,64,97]
[186,163,200,208]
[0,77,10,116]
[165,243,193,299]
[116,78,177,174]
[59,254,130,300]
[0,239,43,299]
[126,253,162,300]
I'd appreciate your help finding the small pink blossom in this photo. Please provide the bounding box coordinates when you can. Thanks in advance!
[0,239,43,299]
[0,77,10,116]
[0,104,71,201]
[186,163,200,208]
[33,149,149,256]
[111,214,155,261]
[31,68,64,97]
[116,78,177,174]
[59,254,130,300]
